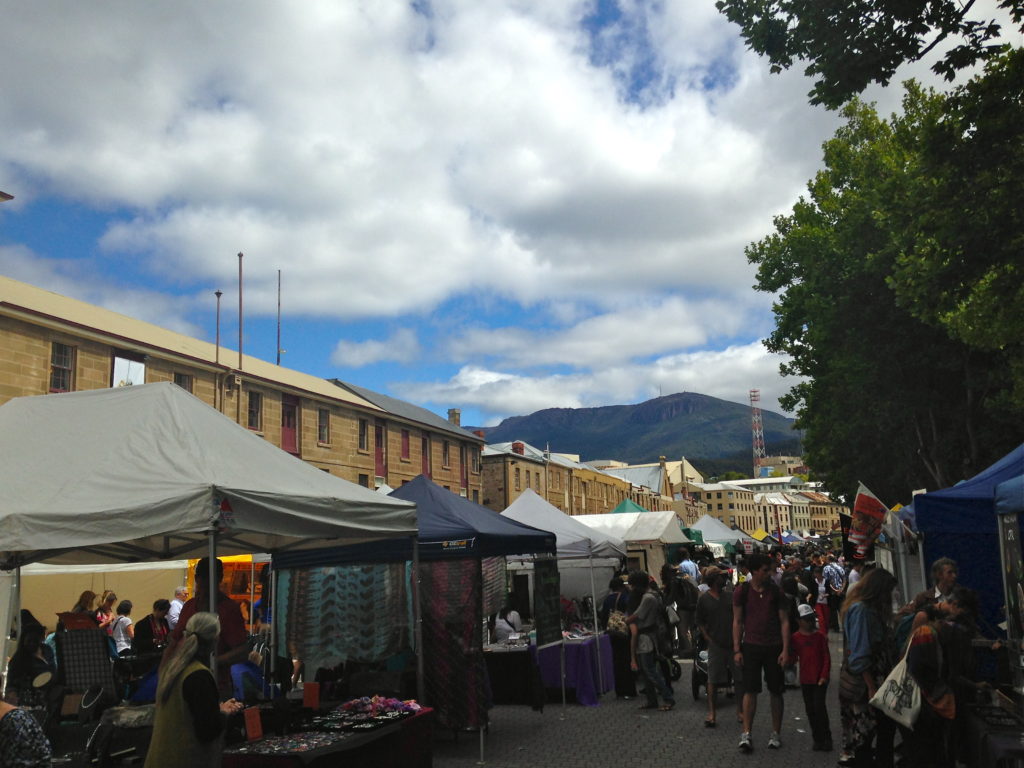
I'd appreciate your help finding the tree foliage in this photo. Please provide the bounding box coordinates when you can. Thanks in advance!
[747,60,1023,503]
[715,0,1024,107]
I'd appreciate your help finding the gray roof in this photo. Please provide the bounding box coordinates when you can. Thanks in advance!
[330,380,484,442]
[601,465,664,492]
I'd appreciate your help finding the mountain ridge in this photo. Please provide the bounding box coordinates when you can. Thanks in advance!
[469,392,800,472]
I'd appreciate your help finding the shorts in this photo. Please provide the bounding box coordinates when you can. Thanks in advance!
[740,643,784,695]
[707,642,734,687]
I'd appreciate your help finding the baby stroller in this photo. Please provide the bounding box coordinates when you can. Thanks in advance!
[691,633,734,700]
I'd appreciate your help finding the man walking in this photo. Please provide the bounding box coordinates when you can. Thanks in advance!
[822,554,846,631]
[733,552,790,753]
[167,586,187,631]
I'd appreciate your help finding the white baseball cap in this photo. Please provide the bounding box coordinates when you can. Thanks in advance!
[797,603,816,619]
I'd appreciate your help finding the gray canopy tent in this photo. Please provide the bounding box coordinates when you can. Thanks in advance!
[0,383,417,689]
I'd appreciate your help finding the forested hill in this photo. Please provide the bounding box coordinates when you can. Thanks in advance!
[470,392,800,468]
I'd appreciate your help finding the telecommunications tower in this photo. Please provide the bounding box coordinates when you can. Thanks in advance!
[750,389,766,477]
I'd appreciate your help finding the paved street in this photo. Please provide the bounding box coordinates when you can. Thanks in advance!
[435,632,847,767]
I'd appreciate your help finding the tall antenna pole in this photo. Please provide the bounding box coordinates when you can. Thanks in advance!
[750,389,765,478]
[276,269,282,366]
[237,252,244,371]
[214,290,223,365]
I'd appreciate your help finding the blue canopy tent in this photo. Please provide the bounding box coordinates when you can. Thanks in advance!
[914,443,1024,636]
[274,474,556,566]
[272,475,556,741]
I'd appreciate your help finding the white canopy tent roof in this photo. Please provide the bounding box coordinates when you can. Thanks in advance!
[0,383,417,567]
[690,514,762,547]
[501,489,626,559]
[572,510,691,545]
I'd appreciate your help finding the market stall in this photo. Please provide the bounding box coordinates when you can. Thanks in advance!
[501,488,625,611]
[271,475,557,737]
[0,383,419,763]
[914,442,1024,697]
[688,514,764,555]
[573,510,691,579]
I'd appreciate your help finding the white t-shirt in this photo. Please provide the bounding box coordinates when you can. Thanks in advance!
[111,616,133,654]
[167,598,184,630]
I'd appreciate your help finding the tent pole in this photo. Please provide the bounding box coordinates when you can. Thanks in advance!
[208,529,218,680]
[917,531,928,595]
[1,563,21,700]
[560,641,567,719]
[413,536,424,703]
[269,565,277,689]
[589,547,604,695]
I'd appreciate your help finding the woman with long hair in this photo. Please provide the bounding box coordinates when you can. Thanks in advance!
[71,590,97,614]
[837,566,897,767]
[95,590,117,634]
[144,613,242,768]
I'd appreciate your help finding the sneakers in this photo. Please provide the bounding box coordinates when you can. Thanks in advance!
[738,732,753,753]
[767,732,781,749]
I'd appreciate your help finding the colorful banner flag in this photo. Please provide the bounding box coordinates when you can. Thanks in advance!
[849,482,888,560]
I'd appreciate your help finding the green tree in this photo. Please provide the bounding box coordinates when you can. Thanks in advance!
[715,0,1023,108]
[720,471,750,481]
[748,78,1022,503]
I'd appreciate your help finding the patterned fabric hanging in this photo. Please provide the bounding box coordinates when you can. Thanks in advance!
[421,559,487,731]
[276,563,412,674]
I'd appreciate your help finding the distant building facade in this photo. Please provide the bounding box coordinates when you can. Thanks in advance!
[0,275,483,497]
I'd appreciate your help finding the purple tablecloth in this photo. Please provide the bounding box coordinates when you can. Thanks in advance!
[535,635,614,706]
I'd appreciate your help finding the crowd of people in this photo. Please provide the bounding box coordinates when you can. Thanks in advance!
[596,546,1003,767]
[3,559,254,768]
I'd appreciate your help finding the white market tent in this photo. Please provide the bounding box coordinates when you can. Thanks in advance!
[0,383,419,693]
[574,510,690,579]
[0,383,417,567]
[501,490,626,560]
[501,488,625,618]
[690,514,764,550]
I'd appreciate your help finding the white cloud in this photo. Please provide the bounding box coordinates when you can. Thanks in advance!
[0,246,203,337]
[0,0,842,321]
[445,294,763,368]
[396,341,799,424]
[331,328,420,367]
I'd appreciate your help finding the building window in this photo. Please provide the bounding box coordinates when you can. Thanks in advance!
[514,467,521,491]
[112,350,146,387]
[358,473,369,488]
[317,408,330,444]
[247,391,263,431]
[472,490,479,503]
[525,471,531,489]
[173,372,193,393]
[358,419,368,451]
[401,429,410,460]
[422,435,432,477]
[535,472,540,489]
[49,342,75,392]
[442,440,451,467]
[472,447,481,474]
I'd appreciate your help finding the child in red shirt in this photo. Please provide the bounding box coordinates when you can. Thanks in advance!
[791,602,832,751]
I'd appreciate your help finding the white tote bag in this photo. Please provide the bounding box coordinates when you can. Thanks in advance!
[869,640,922,729]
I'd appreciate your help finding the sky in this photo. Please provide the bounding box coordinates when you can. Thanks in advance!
[0,1,1005,427]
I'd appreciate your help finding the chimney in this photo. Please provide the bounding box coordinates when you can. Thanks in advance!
[447,408,461,426]
[512,441,525,455]
[473,430,485,439]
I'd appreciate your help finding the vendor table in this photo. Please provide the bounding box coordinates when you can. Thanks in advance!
[483,646,544,709]
[535,635,613,707]
[221,707,433,768]
[962,703,1024,768]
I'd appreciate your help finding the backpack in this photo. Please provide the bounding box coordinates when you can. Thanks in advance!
[639,595,673,658]
[678,576,699,612]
